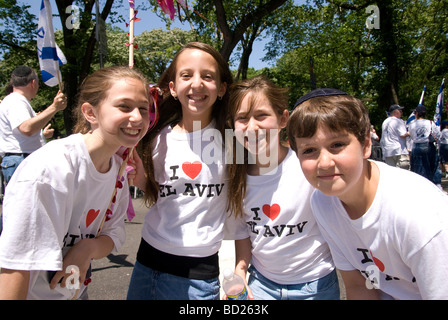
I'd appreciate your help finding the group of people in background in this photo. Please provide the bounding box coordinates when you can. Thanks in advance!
[0,42,447,301]
[380,103,448,190]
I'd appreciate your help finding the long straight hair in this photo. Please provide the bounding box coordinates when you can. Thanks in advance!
[139,42,233,206]
[226,76,289,217]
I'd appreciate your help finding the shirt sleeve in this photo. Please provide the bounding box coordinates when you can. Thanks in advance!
[314,217,356,271]
[396,120,408,137]
[223,213,250,240]
[406,229,448,299]
[0,177,66,271]
[431,121,441,139]
[7,98,34,130]
[310,193,356,271]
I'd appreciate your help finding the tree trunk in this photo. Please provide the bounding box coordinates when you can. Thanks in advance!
[214,0,287,61]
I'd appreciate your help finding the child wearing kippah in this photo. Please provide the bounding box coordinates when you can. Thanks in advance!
[287,89,448,299]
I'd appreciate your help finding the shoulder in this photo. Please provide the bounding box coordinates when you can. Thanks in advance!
[0,93,29,111]
[391,117,405,127]
[152,125,173,154]
[15,135,84,179]
[375,161,448,215]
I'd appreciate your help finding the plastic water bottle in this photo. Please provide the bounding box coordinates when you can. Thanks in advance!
[222,269,248,300]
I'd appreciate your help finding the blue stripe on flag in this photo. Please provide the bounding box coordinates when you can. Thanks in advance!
[40,46,58,60]
[40,70,55,83]
[434,79,444,127]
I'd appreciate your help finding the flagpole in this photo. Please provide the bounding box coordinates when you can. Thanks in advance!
[418,85,426,106]
[55,52,62,91]
[129,3,135,69]
[95,0,103,68]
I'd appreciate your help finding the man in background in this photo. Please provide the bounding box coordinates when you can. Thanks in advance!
[0,65,66,184]
[380,104,410,170]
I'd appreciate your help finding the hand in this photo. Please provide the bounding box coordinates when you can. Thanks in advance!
[52,91,67,112]
[127,148,147,190]
[49,239,93,290]
[234,269,254,300]
[221,269,254,300]
[43,123,54,139]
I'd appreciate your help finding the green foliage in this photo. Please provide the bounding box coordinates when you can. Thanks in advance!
[1,0,447,135]
[104,28,198,83]
[264,0,448,131]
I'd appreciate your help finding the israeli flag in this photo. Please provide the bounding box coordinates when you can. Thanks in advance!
[434,79,445,127]
[37,0,66,87]
[406,111,415,126]
[406,85,425,126]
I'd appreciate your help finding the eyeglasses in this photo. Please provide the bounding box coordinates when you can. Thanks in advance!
[149,84,161,131]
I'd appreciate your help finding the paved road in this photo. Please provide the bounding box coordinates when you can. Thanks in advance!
[87,198,146,300]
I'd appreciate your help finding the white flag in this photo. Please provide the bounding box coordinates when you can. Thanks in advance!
[37,0,67,87]
[434,79,445,127]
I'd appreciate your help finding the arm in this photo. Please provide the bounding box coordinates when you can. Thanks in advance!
[398,120,410,138]
[339,269,380,300]
[430,121,441,139]
[18,91,66,137]
[0,269,30,300]
[234,237,254,299]
[50,235,114,289]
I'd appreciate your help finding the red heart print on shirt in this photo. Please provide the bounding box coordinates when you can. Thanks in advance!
[370,250,385,272]
[86,209,100,228]
[182,161,202,179]
[262,204,281,221]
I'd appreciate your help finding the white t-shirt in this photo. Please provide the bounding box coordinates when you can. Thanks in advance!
[141,122,230,257]
[408,119,440,144]
[233,149,334,284]
[0,134,127,300]
[440,128,448,145]
[0,92,46,156]
[311,160,448,299]
[380,116,409,157]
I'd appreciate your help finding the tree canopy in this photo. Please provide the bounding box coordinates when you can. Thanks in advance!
[0,0,447,135]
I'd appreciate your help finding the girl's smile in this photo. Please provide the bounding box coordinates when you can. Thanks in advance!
[169,48,226,130]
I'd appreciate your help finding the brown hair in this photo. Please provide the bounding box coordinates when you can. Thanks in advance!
[287,94,371,153]
[227,75,289,217]
[73,66,149,134]
[139,42,233,206]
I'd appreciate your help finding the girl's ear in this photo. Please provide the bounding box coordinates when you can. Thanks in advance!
[169,81,177,99]
[218,82,227,99]
[279,109,290,129]
[81,102,98,126]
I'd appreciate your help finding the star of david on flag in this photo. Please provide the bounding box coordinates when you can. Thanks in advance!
[37,0,66,87]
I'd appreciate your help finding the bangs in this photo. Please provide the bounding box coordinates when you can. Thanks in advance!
[287,95,370,151]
